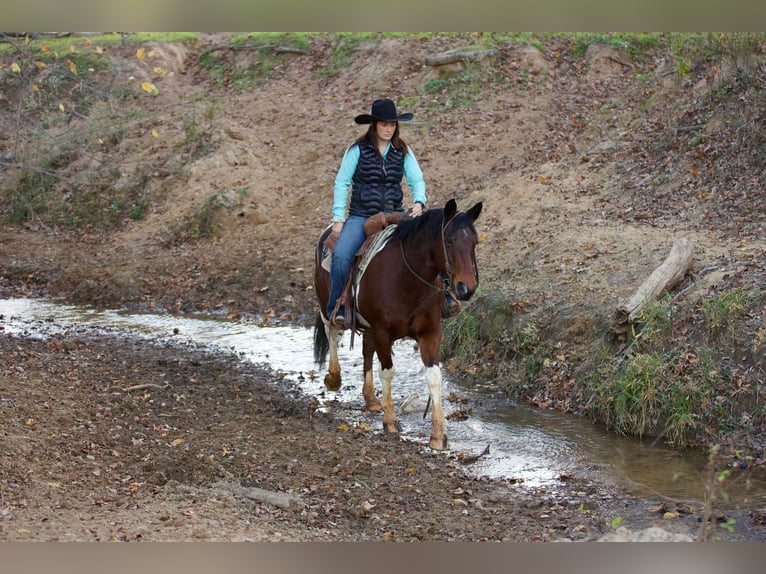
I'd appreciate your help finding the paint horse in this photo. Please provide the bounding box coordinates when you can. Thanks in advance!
[313,198,482,450]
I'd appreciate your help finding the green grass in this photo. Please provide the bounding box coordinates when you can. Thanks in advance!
[441,310,482,366]
[0,33,198,58]
[630,295,674,350]
[233,33,311,52]
[441,286,547,383]
[420,65,487,111]
[569,32,662,58]
[177,96,218,157]
[578,283,764,447]
[602,352,667,438]
[702,289,746,334]
[316,34,365,79]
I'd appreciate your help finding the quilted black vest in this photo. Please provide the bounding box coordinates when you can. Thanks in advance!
[348,141,406,218]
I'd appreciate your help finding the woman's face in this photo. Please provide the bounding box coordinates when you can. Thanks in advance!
[375,120,397,142]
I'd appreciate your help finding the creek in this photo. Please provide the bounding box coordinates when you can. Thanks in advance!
[1,297,764,513]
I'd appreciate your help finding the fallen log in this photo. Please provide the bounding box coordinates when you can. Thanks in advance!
[215,481,305,512]
[202,44,309,56]
[425,49,501,67]
[612,238,694,334]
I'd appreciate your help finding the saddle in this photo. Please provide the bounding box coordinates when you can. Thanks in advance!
[323,211,461,335]
[324,211,408,335]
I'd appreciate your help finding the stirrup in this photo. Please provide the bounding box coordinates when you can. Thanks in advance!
[330,307,347,329]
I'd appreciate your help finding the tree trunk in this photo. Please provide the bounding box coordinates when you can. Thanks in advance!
[612,238,694,333]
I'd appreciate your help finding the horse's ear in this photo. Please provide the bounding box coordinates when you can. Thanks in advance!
[466,201,483,222]
[444,198,457,220]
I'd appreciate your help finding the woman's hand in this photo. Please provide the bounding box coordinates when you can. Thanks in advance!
[330,220,344,240]
[409,202,424,217]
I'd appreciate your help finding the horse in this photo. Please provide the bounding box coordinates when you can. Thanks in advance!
[313,198,483,450]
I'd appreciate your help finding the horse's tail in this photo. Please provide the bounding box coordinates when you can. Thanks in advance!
[313,312,329,368]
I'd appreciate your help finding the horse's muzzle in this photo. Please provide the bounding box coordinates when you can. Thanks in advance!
[455,281,476,301]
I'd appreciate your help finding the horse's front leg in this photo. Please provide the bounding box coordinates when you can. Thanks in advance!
[419,337,448,451]
[323,321,342,391]
[374,336,401,434]
[362,333,381,411]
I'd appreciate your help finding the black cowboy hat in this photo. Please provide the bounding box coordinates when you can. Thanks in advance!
[354,98,414,124]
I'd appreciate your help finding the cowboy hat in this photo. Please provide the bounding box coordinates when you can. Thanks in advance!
[354,98,414,124]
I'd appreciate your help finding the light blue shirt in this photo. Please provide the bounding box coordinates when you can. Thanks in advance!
[332,142,427,222]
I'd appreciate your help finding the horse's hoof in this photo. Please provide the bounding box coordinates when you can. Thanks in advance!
[324,373,341,392]
[382,420,402,434]
[429,436,449,451]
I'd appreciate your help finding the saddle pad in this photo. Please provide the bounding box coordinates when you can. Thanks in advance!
[321,244,332,273]
[320,224,397,275]
[354,224,397,286]
[353,225,397,330]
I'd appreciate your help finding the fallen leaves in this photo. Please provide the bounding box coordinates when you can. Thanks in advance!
[141,81,159,96]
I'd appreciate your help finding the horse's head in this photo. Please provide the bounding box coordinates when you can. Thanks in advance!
[442,199,483,301]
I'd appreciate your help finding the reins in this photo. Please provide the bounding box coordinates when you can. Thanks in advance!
[399,211,459,291]
[400,241,446,292]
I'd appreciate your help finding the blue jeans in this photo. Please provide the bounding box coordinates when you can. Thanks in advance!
[327,215,367,318]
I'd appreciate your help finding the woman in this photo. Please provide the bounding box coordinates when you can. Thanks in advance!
[326,98,427,328]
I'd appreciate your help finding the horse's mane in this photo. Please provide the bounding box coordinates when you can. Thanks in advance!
[392,207,477,244]
[391,208,444,244]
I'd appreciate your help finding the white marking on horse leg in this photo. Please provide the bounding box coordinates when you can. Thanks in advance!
[426,365,448,450]
[328,327,340,373]
[379,367,398,433]
[324,323,342,391]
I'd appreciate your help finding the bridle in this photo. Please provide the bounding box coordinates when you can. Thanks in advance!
[399,211,464,292]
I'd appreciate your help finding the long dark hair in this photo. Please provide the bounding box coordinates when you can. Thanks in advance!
[356,121,409,157]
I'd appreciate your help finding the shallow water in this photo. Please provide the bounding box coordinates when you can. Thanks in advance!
[1,297,764,510]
